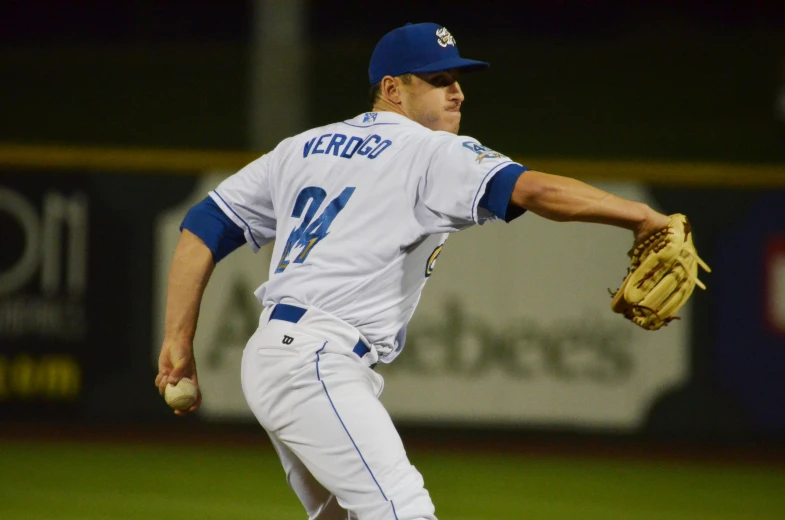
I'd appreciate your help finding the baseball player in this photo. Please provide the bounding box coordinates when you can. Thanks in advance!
[156,22,671,520]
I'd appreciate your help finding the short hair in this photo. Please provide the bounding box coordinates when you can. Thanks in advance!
[369,73,413,108]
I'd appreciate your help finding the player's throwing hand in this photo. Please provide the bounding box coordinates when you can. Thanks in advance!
[156,338,201,416]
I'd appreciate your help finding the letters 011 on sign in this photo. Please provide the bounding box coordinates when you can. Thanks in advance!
[0,178,88,410]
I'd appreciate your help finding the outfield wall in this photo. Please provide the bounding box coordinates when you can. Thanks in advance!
[1,145,784,438]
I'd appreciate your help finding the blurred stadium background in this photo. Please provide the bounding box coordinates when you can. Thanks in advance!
[2,1,785,519]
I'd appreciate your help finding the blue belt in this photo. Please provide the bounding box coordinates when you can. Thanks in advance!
[269,303,373,362]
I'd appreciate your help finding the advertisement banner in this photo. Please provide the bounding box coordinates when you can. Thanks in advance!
[2,169,198,420]
[378,183,689,429]
[155,179,690,429]
[0,172,88,416]
[714,191,785,433]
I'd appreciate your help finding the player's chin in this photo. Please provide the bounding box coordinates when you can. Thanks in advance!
[443,111,461,134]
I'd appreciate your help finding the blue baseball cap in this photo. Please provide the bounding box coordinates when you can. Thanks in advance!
[368,23,489,85]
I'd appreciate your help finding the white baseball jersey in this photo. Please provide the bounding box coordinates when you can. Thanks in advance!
[210,111,525,361]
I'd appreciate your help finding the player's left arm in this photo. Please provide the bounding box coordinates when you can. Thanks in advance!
[155,197,247,415]
[156,229,215,416]
[509,170,670,242]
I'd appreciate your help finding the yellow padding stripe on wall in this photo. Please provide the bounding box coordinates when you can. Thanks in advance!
[0,144,252,174]
[1,143,784,187]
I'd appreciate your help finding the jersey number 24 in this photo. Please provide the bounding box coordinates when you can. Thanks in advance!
[275,186,355,273]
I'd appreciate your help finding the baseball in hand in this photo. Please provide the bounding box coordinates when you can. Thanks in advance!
[164,378,198,410]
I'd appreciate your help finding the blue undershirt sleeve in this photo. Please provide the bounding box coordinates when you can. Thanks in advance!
[180,197,246,263]
[478,164,529,222]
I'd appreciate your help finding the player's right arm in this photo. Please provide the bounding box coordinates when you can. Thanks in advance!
[509,170,670,242]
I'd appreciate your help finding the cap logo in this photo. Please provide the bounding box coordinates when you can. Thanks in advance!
[435,27,456,48]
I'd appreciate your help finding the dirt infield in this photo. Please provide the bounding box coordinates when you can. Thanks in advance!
[3,420,784,469]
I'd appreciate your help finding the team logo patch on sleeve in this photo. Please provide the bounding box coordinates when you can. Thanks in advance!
[435,27,456,48]
[462,141,505,163]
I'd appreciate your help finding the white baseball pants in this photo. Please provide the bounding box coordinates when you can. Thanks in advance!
[241,303,437,520]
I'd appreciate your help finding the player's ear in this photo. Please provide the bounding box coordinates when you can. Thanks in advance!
[381,75,402,104]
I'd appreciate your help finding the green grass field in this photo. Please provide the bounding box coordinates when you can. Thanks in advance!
[1,440,783,520]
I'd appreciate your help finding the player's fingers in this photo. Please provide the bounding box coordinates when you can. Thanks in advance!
[157,351,172,372]
[168,364,189,384]
[158,376,170,397]
[188,393,202,413]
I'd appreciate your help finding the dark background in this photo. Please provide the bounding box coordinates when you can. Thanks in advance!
[3,0,785,161]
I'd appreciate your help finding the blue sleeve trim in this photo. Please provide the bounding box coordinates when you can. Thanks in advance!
[211,190,261,250]
[470,160,513,224]
[181,197,246,263]
[478,164,529,222]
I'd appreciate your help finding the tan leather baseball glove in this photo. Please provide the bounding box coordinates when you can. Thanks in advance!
[611,214,711,330]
